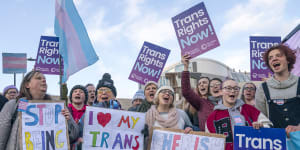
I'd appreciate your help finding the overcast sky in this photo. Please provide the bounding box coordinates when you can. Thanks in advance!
[1,0,299,98]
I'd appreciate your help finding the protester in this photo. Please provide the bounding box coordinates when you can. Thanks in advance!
[93,73,121,109]
[136,81,158,112]
[128,89,145,111]
[181,54,217,131]
[85,83,96,106]
[206,79,272,150]
[146,85,193,131]
[0,95,8,111]
[0,70,79,149]
[241,82,256,106]
[255,44,300,137]
[68,85,88,150]
[2,85,18,100]
[208,78,222,102]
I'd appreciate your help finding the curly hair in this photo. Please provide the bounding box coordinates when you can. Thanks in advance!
[263,44,296,72]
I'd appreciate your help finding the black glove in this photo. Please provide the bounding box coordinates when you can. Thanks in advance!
[141,124,149,137]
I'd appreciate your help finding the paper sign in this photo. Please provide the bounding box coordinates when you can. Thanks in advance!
[234,126,286,150]
[128,41,170,85]
[250,36,281,81]
[149,127,225,150]
[82,106,145,150]
[172,2,220,59]
[20,100,69,150]
[34,36,63,75]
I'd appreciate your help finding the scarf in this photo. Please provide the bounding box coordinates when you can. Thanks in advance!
[146,105,179,130]
[137,100,153,112]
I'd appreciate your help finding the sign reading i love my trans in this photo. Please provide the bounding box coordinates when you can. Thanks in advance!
[172,2,220,59]
[234,126,286,150]
[34,36,63,75]
[250,36,281,81]
[82,106,145,150]
[128,41,170,85]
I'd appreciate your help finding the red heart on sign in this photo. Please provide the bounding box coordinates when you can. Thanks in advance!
[97,112,111,127]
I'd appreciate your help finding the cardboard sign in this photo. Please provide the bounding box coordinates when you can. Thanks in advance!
[234,126,286,150]
[20,100,69,150]
[172,2,220,59]
[82,106,145,150]
[2,53,27,73]
[34,36,63,75]
[149,127,225,150]
[250,36,281,81]
[128,41,170,85]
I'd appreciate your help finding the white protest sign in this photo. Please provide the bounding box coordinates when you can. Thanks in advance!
[149,127,225,150]
[20,100,69,150]
[82,106,145,150]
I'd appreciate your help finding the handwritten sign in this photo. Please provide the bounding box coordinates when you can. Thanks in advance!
[82,106,145,150]
[149,127,225,150]
[250,36,281,81]
[20,100,69,150]
[128,41,170,85]
[172,2,220,59]
[234,126,286,150]
[34,36,63,75]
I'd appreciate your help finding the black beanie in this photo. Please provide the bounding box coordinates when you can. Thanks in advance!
[69,85,88,104]
[96,73,117,97]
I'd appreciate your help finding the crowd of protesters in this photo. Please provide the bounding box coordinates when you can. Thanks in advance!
[0,44,299,150]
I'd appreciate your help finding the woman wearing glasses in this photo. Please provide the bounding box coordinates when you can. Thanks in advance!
[206,79,271,150]
[0,70,79,150]
[240,82,256,106]
[146,86,192,131]
[93,73,121,109]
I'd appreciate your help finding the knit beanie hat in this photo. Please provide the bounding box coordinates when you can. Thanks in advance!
[96,73,117,97]
[69,85,88,104]
[132,89,145,103]
[3,85,18,95]
[154,86,174,100]
[144,81,158,91]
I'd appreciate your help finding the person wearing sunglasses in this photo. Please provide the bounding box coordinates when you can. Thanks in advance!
[93,73,121,109]
[206,79,272,150]
[2,85,18,101]
[240,82,256,106]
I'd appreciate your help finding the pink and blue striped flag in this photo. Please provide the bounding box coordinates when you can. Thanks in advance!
[54,0,99,83]
[283,24,300,76]
[2,53,27,74]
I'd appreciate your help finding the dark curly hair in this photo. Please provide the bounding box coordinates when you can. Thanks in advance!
[263,44,296,72]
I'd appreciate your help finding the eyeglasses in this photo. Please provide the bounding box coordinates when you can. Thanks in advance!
[210,83,221,88]
[159,89,174,96]
[7,91,17,95]
[98,88,111,94]
[244,87,255,91]
[223,86,240,92]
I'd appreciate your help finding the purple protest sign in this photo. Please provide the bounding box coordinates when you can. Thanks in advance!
[250,36,281,81]
[172,2,220,59]
[34,36,63,75]
[128,41,170,85]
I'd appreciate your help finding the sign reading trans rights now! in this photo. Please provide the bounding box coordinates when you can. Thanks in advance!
[128,41,170,85]
[172,2,220,59]
[34,36,63,75]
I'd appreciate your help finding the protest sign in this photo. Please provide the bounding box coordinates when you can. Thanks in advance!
[250,36,281,81]
[172,2,220,59]
[34,36,63,75]
[2,53,27,73]
[234,126,286,150]
[149,127,225,150]
[20,100,69,150]
[128,41,170,85]
[82,106,145,150]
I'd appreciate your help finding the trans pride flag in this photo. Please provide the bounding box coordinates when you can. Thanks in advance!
[283,24,300,76]
[54,0,99,83]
